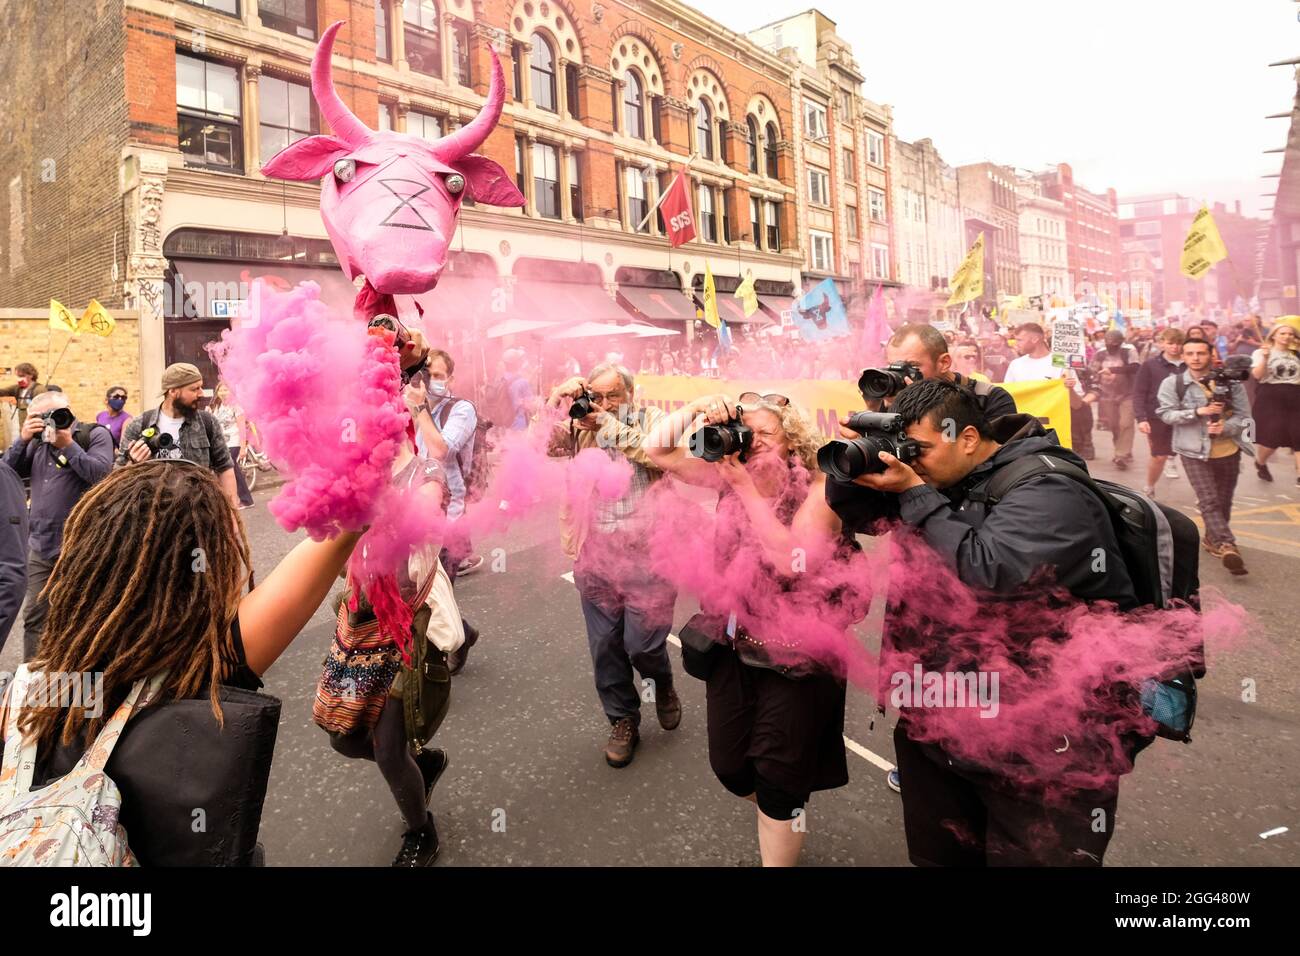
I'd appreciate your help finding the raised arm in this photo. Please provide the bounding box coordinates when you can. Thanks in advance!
[643,394,729,488]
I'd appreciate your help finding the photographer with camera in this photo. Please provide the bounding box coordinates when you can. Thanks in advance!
[828,378,1142,865]
[117,364,239,510]
[546,364,680,768]
[861,324,1017,422]
[1157,339,1254,575]
[1089,329,1141,471]
[2,390,113,659]
[645,392,858,866]
[0,363,48,432]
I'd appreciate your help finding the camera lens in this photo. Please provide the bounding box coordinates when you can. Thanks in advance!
[49,408,74,429]
[689,423,751,462]
[817,435,891,482]
[156,433,174,450]
[569,395,595,419]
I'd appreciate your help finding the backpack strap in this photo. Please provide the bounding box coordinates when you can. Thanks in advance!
[966,451,1115,515]
[72,422,109,453]
[1174,370,1188,404]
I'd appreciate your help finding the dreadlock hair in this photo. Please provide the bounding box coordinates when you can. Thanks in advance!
[20,460,251,754]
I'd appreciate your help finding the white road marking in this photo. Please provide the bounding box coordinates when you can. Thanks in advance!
[1260,826,1289,839]
[561,571,574,583]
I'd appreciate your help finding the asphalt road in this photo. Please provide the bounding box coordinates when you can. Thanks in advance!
[3,425,1297,867]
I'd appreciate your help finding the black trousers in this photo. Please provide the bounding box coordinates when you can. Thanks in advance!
[893,725,1118,867]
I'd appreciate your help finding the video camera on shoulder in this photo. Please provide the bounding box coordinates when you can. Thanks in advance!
[32,407,74,444]
[1202,355,1252,418]
[688,408,753,463]
[858,361,922,402]
[817,411,921,482]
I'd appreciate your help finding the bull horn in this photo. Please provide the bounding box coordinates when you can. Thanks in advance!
[313,21,371,145]
[434,45,506,160]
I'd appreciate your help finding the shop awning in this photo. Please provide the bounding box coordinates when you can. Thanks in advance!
[411,275,500,325]
[616,285,696,323]
[713,294,775,326]
[512,280,626,324]
[169,259,358,319]
[549,321,642,340]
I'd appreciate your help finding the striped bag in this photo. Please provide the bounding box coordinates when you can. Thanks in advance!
[312,570,437,736]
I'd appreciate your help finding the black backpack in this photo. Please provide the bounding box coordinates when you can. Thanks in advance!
[973,452,1203,742]
[72,422,110,452]
[435,398,494,505]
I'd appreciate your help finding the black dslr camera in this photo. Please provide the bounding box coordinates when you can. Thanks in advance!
[138,425,175,457]
[1202,355,1252,419]
[688,409,753,463]
[367,313,425,385]
[32,407,75,444]
[858,361,923,402]
[569,391,597,419]
[817,411,921,482]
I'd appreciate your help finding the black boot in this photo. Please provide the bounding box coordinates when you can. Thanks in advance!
[393,813,440,867]
[448,620,479,676]
[416,749,448,806]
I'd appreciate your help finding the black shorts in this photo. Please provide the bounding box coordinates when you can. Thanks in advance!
[705,646,848,819]
[1145,418,1174,458]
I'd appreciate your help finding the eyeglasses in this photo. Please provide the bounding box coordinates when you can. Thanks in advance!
[588,390,625,404]
[738,392,789,407]
[108,394,126,401]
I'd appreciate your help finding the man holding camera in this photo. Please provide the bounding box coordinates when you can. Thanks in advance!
[117,363,238,508]
[827,378,1142,865]
[866,324,1017,422]
[2,390,114,659]
[546,363,680,768]
[1156,339,1253,575]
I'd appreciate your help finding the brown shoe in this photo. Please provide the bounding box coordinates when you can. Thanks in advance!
[1220,546,1247,575]
[655,685,682,731]
[1202,538,1226,557]
[604,717,639,768]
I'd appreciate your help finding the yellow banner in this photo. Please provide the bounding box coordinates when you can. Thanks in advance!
[734,270,758,317]
[1180,205,1228,279]
[946,233,985,306]
[49,299,78,334]
[702,261,720,328]
[78,298,116,337]
[635,374,1073,448]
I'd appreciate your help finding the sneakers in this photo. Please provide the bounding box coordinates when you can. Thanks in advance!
[1220,546,1248,576]
[1164,461,1181,479]
[416,749,448,806]
[1142,485,1156,497]
[392,813,440,867]
[1256,463,1274,482]
[1202,538,1226,557]
[887,769,901,793]
[456,554,485,576]
[604,717,639,768]
[1113,457,1129,471]
[447,621,479,676]
[655,685,682,731]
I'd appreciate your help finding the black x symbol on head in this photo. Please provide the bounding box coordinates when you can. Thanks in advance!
[378,178,435,231]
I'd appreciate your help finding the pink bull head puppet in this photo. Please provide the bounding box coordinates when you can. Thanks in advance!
[262,20,524,303]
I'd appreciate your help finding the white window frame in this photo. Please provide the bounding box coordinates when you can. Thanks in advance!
[804,100,827,141]
[872,243,890,279]
[808,167,830,207]
[810,230,834,272]
[868,187,887,223]
[866,130,884,167]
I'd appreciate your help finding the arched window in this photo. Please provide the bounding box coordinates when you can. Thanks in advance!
[530,33,556,112]
[746,117,759,173]
[696,99,713,160]
[623,71,644,139]
[764,122,778,178]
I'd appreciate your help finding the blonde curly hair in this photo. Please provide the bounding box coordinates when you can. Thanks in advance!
[747,401,825,472]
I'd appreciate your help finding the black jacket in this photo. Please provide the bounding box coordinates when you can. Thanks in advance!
[1133,353,1184,424]
[0,461,27,651]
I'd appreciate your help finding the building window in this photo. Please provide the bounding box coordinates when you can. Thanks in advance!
[375,1,390,61]
[866,130,884,167]
[804,100,827,140]
[698,183,717,242]
[259,74,316,167]
[530,33,557,112]
[808,167,830,206]
[722,187,731,242]
[764,122,778,178]
[626,166,649,233]
[259,0,316,40]
[176,53,243,173]
[565,63,579,118]
[810,230,833,272]
[836,87,852,118]
[765,200,781,251]
[846,205,858,240]
[651,96,663,143]
[872,243,890,279]
[848,260,862,281]
[377,102,393,131]
[451,20,471,86]
[533,142,559,219]
[750,196,761,249]
[868,187,886,222]
[656,171,669,233]
[184,0,239,14]
[404,1,442,78]
[696,99,713,160]
[512,41,524,100]
[408,110,443,140]
[568,152,582,222]
[718,119,729,165]
[746,117,759,173]
[514,136,526,198]
[623,71,644,139]
[842,147,855,180]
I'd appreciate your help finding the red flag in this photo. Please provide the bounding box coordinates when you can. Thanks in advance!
[658,171,696,248]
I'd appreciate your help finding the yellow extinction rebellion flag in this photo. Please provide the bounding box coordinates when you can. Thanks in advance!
[1180,205,1228,279]
[702,261,721,328]
[946,233,985,306]
[734,270,759,317]
[78,298,116,337]
[49,299,79,334]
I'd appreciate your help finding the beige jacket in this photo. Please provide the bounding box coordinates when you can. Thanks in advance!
[547,405,667,561]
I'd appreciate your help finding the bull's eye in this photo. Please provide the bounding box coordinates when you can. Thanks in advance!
[333,159,356,183]
[444,173,465,195]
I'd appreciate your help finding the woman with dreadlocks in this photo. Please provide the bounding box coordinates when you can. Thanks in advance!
[3,459,361,865]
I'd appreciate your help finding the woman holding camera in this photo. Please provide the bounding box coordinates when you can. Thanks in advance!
[646,393,860,866]
[1250,323,1300,483]
[1,459,362,864]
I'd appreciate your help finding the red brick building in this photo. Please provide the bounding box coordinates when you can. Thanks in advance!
[1034,162,1122,296]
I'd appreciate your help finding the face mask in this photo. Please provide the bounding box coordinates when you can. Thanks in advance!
[108,397,126,412]
[428,380,448,397]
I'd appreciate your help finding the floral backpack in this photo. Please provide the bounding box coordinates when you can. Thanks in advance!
[0,665,161,866]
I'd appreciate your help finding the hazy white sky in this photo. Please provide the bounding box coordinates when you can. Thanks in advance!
[691,0,1298,217]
